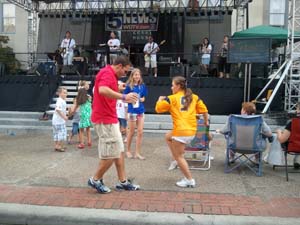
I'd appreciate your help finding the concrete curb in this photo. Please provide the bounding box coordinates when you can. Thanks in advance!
[0,203,299,225]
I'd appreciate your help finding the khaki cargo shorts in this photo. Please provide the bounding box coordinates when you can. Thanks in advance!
[94,123,124,159]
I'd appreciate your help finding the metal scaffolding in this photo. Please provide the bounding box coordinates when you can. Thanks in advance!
[7,0,38,67]
[6,0,246,13]
[6,0,37,11]
[285,0,300,113]
[234,0,252,32]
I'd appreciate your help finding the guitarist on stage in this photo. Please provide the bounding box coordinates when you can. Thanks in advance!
[143,35,159,77]
[60,31,76,66]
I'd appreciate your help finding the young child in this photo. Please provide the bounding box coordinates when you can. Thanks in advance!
[117,81,128,142]
[124,68,147,160]
[76,88,92,149]
[78,80,90,91]
[68,98,80,144]
[52,87,68,152]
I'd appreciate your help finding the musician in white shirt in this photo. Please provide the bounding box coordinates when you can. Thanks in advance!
[60,31,76,66]
[143,36,159,77]
[107,31,120,64]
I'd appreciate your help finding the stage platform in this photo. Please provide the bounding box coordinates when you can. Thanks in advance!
[0,75,283,115]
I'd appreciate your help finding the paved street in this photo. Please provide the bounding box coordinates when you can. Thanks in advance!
[0,132,299,224]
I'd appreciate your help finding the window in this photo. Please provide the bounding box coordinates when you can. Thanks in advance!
[2,3,16,33]
[270,0,286,26]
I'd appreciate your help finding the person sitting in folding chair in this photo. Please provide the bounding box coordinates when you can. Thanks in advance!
[217,102,273,176]
[155,76,208,188]
[276,102,300,170]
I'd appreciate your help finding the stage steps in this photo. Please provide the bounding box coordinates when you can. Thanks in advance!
[0,111,285,135]
[46,80,90,115]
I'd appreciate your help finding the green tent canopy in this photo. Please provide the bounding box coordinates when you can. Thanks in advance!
[232,25,290,43]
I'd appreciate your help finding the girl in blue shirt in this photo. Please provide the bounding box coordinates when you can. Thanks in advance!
[124,68,147,160]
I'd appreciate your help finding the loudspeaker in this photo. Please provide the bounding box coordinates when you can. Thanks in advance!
[42,62,56,76]
[169,63,184,77]
[27,62,56,76]
[73,60,88,76]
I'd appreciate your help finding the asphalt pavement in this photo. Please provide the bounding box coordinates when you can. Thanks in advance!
[0,132,299,225]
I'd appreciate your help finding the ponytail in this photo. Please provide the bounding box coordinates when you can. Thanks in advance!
[183,88,193,110]
[172,76,193,110]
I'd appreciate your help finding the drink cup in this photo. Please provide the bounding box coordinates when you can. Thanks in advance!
[133,94,140,108]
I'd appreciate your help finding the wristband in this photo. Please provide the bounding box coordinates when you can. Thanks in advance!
[122,94,126,101]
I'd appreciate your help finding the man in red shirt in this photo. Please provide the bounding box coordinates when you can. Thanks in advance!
[88,56,140,193]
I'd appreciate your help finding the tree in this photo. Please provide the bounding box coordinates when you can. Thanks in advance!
[0,35,21,74]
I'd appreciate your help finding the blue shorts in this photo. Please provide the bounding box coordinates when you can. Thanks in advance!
[202,57,210,65]
[118,118,127,128]
[72,122,79,135]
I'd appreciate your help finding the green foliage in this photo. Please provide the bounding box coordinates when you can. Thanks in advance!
[0,35,21,74]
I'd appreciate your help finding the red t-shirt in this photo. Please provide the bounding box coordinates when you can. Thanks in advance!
[91,65,119,124]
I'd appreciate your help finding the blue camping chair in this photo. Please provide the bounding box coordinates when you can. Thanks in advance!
[184,118,211,170]
[224,115,265,176]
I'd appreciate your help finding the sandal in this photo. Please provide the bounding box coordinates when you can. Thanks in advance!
[126,152,133,158]
[134,154,145,160]
[55,148,65,152]
[77,143,85,149]
[87,142,92,147]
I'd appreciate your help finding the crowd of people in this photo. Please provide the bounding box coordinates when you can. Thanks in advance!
[51,31,299,193]
[52,54,300,193]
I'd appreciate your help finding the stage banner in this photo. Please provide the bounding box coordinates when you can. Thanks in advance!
[105,13,159,31]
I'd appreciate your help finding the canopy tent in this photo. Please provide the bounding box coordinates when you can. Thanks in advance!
[232,25,290,43]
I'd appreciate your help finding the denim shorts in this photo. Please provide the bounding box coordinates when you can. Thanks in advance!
[128,113,144,121]
[201,57,210,65]
[118,118,127,128]
[72,122,79,135]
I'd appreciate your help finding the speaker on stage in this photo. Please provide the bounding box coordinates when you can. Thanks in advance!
[42,62,56,76]
[73,57,88,76]
[169,63,185,77]
[27,62,56,76]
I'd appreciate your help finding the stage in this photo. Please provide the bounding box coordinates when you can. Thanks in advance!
[0,74,283,115]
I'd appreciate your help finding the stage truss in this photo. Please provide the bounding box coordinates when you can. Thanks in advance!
[285,0,300,113]
[7,0,249,13]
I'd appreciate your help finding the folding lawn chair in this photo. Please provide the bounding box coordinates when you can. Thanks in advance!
[184,118,210,170]
[273,117,300,181]
[224,115,265,176]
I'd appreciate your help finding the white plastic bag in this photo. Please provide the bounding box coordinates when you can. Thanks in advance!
[266,134,285,166]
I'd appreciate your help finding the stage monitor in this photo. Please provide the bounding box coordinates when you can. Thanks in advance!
[228,38,271,63]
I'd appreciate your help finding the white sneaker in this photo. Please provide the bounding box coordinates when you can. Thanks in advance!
[208,140,212,149]
[176,178,196,188]
[168,160,178,171]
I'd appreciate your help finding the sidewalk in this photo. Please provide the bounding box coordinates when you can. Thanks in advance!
[0,132,299,224]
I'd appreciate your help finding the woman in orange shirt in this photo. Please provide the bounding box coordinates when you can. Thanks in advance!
[155,76,208,188]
